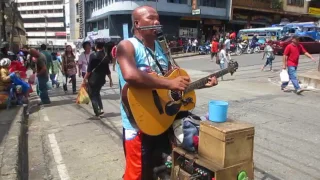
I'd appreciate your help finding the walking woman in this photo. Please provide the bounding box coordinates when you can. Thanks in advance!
[82,39,113,117]
[261,40,275,71]
[62,45,77,94]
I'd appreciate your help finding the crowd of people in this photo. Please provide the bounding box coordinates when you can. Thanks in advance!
[0,39,118,116]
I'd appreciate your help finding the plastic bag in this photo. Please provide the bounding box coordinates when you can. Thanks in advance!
[47,80,53,90]
[28,74,36,84]
[280,69,289,83]
[76,86,90,104]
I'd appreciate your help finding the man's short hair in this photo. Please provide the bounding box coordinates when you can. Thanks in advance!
[292,35,299,40]
[95,39,105,49]
[40,44,47,50]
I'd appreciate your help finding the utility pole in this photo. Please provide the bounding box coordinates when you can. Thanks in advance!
[44,15,47,45]
[0,2,6,41]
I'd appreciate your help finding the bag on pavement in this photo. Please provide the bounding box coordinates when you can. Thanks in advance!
[280,69,289,83]
[76,86,90,104]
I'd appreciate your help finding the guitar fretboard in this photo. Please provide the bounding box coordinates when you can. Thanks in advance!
[184,68,230,93]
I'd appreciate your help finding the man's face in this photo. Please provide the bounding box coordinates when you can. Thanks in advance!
[292,38,299,44]
[136,8,160,38]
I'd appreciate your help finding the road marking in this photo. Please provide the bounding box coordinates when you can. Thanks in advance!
[48,133,70,180]
[42,110,50,122]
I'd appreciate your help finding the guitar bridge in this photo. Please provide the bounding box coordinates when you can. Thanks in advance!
[181,97,193,105]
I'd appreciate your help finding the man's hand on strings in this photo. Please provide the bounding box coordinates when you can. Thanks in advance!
[205,76,218,87]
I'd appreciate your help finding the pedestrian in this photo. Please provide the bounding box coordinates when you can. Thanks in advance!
[210,38,219,62]
[261,40,275,71]
[78,41,92,78]
[224,36,231,61]
[111,42,118,71]
[40,44,52,72]
[218,44,228,80]
[29,48,51,105]
[281,35,316,94]
[49,52,61,88]
[82,39,113,117]
[61,45,77,94]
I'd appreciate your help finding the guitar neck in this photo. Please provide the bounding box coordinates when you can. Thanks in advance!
[184,68,230,93]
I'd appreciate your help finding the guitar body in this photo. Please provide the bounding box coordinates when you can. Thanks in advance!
[121,68,196,136]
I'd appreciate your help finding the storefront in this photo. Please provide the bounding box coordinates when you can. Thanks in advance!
[229,8,275,31]
[202,19,223,41]
[179,16,201,39]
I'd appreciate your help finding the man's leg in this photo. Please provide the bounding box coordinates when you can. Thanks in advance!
[288,66,301,91]
[38,76,51,104]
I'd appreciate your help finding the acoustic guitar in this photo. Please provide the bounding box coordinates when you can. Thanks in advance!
[121,60,239,136]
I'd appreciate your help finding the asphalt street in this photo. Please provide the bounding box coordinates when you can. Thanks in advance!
[27,52,320,180]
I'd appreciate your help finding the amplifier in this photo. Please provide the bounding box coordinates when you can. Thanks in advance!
[171,147,254,180]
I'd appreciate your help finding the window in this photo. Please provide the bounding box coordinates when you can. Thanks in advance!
[287,0,304,7]
[47,1,53,5]
[167,0,187,4]
[34,2,39,5]
[76,3,79,15]
[200,0,225,7]
[302,37,315,42]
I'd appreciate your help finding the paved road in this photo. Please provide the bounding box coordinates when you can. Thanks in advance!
[27,53,320,180]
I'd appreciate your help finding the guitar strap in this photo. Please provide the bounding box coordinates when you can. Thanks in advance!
[134,36,165,76]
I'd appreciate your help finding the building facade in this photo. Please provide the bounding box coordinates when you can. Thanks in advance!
[230,0,318,32]
[84,0,231,41]
[17,0,67,49]
[0,0,27,51]
[69,0,80,41]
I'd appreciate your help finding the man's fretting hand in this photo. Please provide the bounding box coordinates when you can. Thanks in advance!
[205,76,218,87]
[168,76,190,91]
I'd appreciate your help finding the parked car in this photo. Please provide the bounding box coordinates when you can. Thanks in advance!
[272,36,320,55]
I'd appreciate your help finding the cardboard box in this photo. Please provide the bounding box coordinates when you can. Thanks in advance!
[198,119,255,167]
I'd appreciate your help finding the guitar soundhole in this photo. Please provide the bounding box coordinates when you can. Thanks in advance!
[170,91,183,101]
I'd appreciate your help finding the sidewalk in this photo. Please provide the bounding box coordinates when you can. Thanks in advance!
[0,105,28,179]
[171,52,198,59]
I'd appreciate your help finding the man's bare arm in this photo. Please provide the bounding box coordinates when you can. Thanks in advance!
[304,52,315,60]
[117,40,171,89]
[282,55,288,69]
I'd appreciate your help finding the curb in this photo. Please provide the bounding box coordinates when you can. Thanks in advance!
[0,105,29,180]
[172,53,200,59]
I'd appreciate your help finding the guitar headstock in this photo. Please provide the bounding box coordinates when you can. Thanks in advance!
[228,60,239,75]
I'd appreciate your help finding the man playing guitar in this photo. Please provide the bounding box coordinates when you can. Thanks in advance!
[116,6,218,180]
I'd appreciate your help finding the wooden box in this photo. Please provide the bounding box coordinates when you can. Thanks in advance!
[198,119,255,168]
[171,147,254,180]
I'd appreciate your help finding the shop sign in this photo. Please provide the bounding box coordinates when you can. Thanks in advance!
[233,13,248,21]
[55,32,66,37]
[179,27,198,38]
[251,15,273,24]
[192,9,201,15]
[192,0,198,10]
[309,7,320,15]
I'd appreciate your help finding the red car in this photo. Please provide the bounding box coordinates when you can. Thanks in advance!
[272,36,320,55]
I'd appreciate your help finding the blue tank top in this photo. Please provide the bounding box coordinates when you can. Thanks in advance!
[116,37,169,130]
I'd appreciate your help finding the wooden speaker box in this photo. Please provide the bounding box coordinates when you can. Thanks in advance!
[171,147,254,180]
[198,119,255,168]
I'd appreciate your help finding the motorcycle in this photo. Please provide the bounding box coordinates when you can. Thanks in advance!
[235,40,249,56]
[198,43,210,55]
[247,40,261,54]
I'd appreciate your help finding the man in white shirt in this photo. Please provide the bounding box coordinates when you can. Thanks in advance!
[192,39,198,53]
[78,41,92,78]
[224,36,231,61]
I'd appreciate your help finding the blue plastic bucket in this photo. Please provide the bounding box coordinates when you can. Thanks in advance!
[208,100,229,123]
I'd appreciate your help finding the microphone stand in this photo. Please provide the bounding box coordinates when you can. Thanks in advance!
[156,29,179,69]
